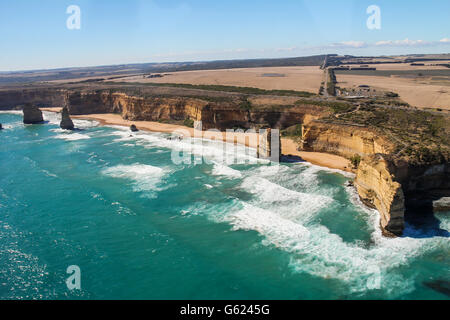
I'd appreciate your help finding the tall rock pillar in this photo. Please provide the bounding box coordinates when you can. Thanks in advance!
[257,128,281,162]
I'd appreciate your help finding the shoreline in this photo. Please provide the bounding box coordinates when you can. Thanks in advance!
[40,108,353,173]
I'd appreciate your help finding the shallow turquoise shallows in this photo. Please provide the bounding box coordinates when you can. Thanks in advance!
[0,111,449,300]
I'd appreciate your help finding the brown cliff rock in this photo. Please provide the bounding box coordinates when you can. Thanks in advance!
[0,88,66,110]
[355,155,405,236]
[65,90,327,131]
[301,121,394,159]
[60,106,75,130]
[23,104,44,124]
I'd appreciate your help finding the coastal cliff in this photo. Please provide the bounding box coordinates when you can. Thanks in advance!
[300,121,405,235]
[355,155,405,236]
[0,88,66,110]
[0,88,327,131]
[298,113,449,236]
[66,90,327,131]
[1,85,448,237]
[301,121,394,158]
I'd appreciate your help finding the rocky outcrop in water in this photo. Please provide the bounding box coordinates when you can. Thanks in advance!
[23,104,44,124]
[0,123,2,130]
[257,128,281,162]
[60,106,74,130]
[130,124,139,132]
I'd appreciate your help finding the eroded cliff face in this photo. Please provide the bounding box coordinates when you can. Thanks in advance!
[301,121,394,158]
[0,88,328,131]
[396,162,450,217]
[355,155,405,236]
[66,90,327,131]
[67,91,208,122]
[299,121,406,235]
[299,120,449,236]
[0,88,66,110]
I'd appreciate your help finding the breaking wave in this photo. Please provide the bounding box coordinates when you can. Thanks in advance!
[54,133,91,141]
[183,160,449,298]
[101,164,166,197]
[43,111,98,128]
[107,127,265,166]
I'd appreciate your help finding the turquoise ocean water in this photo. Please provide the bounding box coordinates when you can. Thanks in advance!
[0,111,448,300]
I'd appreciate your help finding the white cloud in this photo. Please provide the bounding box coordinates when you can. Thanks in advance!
[275,46,299,52]
[375,38,431,47]
[330,41,368,48]
[149,38,450,63]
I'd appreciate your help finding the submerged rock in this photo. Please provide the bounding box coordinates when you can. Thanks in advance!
[130,124,139,132]
[60,106,75,130]
[23,104,44,124]
[424,280,450,297]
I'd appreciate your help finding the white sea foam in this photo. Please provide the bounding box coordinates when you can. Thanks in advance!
[211,162,242,179]
[295,161,356,179]
[42,111,60,125]
[107,128,265,166]
[0,122,22,130]
[54,133,91,141]
[240,176,333,222]
[226,202,312,247]
[42,111,98,129]
[0,111,23,129]
[241,162,336,217]
[41,169,58,178]
[50,128,67,133]
[201,161,448,297]
[0,110,23,115]
[436,212,450,231]
[102,124,448,298]
[217,196,448,297]
[51,121,448,298]
[73,119,99,129]
[101,164,165,197]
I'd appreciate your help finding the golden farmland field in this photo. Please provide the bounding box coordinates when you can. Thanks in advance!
[110,66,324,94]
[337,75,450,110]
[335,61,450,110]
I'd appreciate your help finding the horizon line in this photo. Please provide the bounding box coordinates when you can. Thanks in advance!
[2,51,450,74]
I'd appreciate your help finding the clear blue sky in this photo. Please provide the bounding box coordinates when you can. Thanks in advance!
[1,0,449,71]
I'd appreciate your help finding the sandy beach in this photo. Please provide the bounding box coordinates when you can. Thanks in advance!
[281,138,352,172]
[41,108,352,173]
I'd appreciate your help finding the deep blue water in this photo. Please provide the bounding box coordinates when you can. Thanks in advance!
[0,111,449,300]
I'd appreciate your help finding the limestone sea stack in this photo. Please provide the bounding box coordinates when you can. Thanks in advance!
[23,104,44,124]
[60,106,75,130]
[130,124,139,132]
